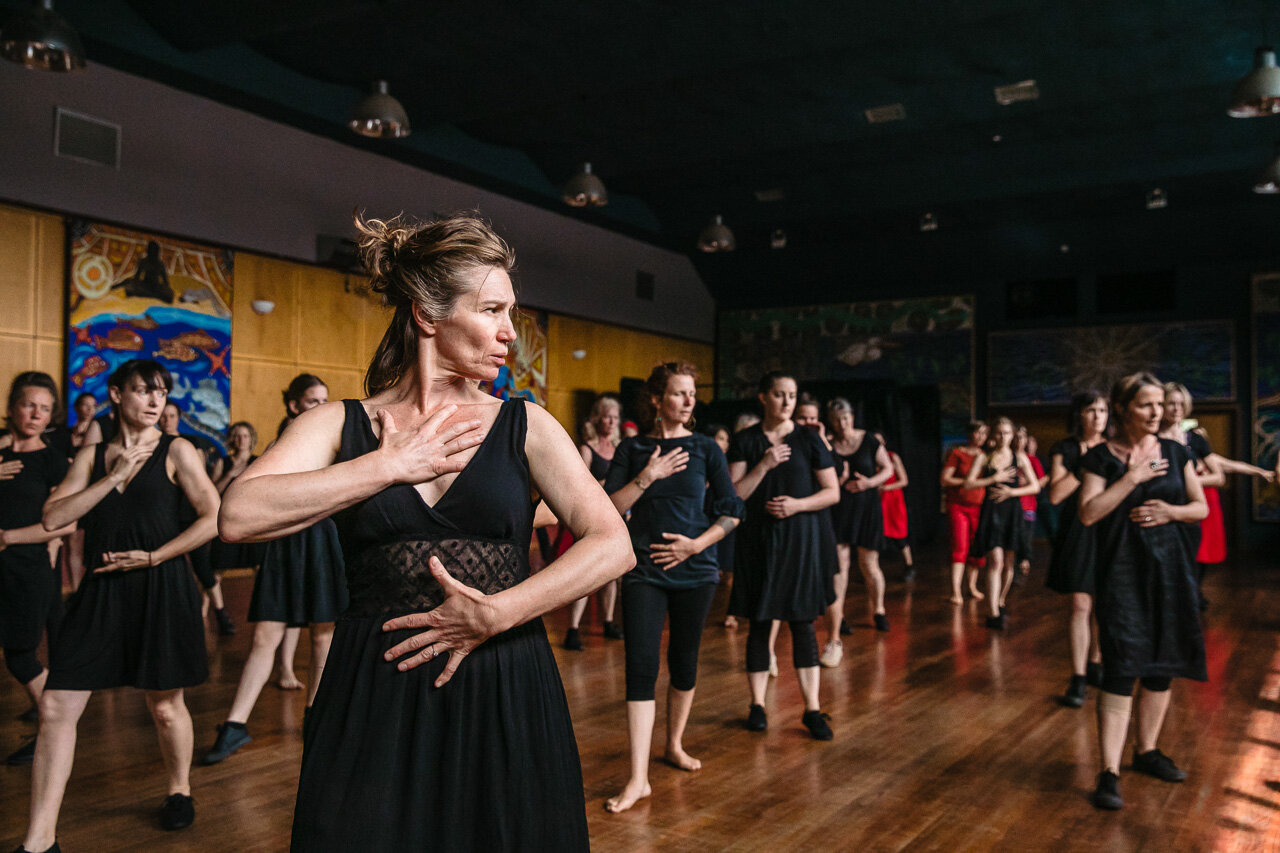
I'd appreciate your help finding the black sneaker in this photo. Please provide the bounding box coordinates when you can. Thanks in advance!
[602,621,623,640]
[563,627,583,651]
[985,614,1006,631]
[214,608,236,636]
[801,710,833,741]
[1133,748,1187,782]
[1092,771,1123,810]
[202,722,251,765]
[839,620,854,636]
[873,613,890,632]
[11,844,61,853]
[746,704,767,732]
[159,793,195,831]
[1086,661,1104,687]
[1059,675,1087,708]
[5,737,36,765]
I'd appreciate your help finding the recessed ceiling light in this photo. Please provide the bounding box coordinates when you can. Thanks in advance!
[1059,244,1070,253]
[992,134,1003,143]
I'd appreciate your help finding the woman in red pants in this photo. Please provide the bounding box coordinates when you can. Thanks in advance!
[940,421,988,604]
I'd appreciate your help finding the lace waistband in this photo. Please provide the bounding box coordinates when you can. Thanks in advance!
[344,538,528,618]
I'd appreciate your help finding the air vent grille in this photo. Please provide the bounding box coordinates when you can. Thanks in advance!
[54,108,120,168]
[865,103,906,124]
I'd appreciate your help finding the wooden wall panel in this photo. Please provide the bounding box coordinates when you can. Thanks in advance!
[0,206,38,337]
[233,255,299,363]
[0,205,65,399]
[297,269,366,369]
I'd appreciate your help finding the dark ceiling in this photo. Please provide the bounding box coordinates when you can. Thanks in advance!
[7,0,1280,306]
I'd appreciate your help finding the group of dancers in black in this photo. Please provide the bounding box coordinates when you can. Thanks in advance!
[2,211,1277,851]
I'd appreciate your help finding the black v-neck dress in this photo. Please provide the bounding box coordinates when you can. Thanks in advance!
[832,434,886,551]
[47,435,208,690]
[291,399,588,852]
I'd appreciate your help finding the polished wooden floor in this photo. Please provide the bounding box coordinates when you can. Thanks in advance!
[4,546,1280,852]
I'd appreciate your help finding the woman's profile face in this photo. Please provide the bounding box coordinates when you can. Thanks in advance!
[970,425,988,448]
[432,266,518,383]
[758,377,797,421]
[713,428,730,455]
[10,386,55,439]
[1124,386,1164,437]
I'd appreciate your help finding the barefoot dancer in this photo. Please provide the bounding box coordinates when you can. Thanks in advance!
[941,421,989,604]
[604,363,743,813]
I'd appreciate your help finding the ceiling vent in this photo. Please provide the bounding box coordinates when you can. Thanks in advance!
[754,187,786,202]
[994,80,1039,105]
[54,107,119,168]
[865,103,906,124]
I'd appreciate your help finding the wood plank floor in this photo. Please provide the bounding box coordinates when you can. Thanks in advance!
[3,545,1280,852]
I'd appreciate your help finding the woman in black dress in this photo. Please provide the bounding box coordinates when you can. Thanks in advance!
[20,360,220,851]
[203,375,348,764]
[825,398,894,654]
[728,371,840,740]
[603,363,743,813]
[1,373,76,766]
[1078,372,1207,810]
[208,421,269,574]
[564,394,624,649]
[219,213,633,850]
[1047,391,1109,706]
[963,417,1040,630]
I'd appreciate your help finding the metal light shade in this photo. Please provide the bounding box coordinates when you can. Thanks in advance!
[697,215,736,252]
[348,80,411,138]
[1228,47,1280,117]
[1254,144,1280,193]
[561,162,607,207]
[0,0,85,71]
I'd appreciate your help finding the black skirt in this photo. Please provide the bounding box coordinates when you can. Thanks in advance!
[969,494,1022,556]
[730,512,835,621]
[248,520,348,626]
[1046,495,1096,595]
[833,488,886,551]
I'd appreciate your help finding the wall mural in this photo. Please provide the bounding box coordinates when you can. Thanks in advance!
[717,296,974,445]
[67,220,233,453]
[988,320,1235,407]
[481,308,547,406]
[1253,274,1280,522]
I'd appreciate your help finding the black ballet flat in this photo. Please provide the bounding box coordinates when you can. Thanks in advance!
[11,844,60,853]
[873,613,890,632]
[159,793,195,831]
[985,614,1006,631]
[839,621,854,636]
[202,722,251,765]
[563,628,583,651]
[214,608,237,636]
[1059,675,1087,708]
[1092,771,1123,810]
[746,704,767,732]
[602,621,624,640]
[802,710,833,741]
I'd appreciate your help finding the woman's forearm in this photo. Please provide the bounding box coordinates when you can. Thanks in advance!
[1080,477,1137,526]
[608,479,648,516]
[150,513,219,565]
[44,474,120,530]
[1167,500,1209,524]
[1214,455,1270,478]
[734,462,769,500]
[3,521,75,546]
[795,484,840,513]
[489,527,634,631]
[689,516,740,553]
[220,453,396,542]
[1048,475,1078,506]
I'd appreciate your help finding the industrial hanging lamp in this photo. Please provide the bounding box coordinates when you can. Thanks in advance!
[348,80,411,138]
[697,215,736,252]
[561,162,608,207]
[1254,142,1280,193]
[0,0,85,71]
[1228,47,1280,117]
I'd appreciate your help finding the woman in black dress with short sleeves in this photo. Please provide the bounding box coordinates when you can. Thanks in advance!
[1078,373,1207,811]
[603,363,744,814]
[20,360,220,851]
[1046,391,1109,707]
[0,373,75,766]
[218,213,633,851]
[728,371,840,740]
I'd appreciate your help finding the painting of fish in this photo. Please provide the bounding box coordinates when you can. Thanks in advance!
[153,340,199,362]
[120,314,159,330]
[71,355,108,387]
[164,330,219,350]
[93,327,144,351]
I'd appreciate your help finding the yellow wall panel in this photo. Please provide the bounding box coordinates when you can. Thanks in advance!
[297,270,366,368]
[34,339,62,382]
[0,334,35,397]
[35,214,64,338]
[0,206,37,337]
[230,358,299,450]
[233,255,298,363]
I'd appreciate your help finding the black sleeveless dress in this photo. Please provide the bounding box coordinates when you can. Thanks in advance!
[1079,439,1206,681]
[832,435,886,551]
[969,455,1023,556]
[0,443,68,652]
[1046,438,1097,594]
[210,455,269,571]
[727,424,836,621]
[247,515,347,626]
[291,399,589,851]
[585,443,611,481]
[47,435,208,690]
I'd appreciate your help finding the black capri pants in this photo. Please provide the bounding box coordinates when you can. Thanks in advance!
[746,619,820,672]
[621,581,717,702]
[1099,675,1172,697]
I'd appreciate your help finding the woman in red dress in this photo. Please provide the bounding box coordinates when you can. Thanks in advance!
[940,421,988,604]
[874,432,913,580]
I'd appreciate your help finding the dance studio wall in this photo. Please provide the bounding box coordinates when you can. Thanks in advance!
[0,205,64,399]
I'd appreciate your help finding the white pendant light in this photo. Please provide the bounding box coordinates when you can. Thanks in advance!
[561,162,607,207]
[348,80,411,138]
[1228,47,1280,117]
[1254,143,1280,193]
[697,215,736,252]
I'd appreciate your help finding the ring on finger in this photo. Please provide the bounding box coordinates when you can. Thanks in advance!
[1149,460,1160,471]
[1144,515,1152,522]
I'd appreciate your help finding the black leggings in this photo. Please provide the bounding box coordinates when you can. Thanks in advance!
[1099,675,1172,697]
[746,619,819,672]
[621,581,717,702]
[4,646,43,685]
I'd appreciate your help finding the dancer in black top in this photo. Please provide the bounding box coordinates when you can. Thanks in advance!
[603,363,744,813]
[20,360,219,851]
[564,394,624,649]
[728,372,839,740]
[203,375,347,764]
[209,421,268,574]
[825,398,894,658]
[1047,391,1109,707]
[219,213,633,850]
[1,373,75,766]
[964,417,1040,630]
[1078,373,1207,810]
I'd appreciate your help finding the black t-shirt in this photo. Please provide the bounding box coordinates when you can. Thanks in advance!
[0,442,69,532]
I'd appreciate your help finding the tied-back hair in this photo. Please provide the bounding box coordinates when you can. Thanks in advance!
[984,416,1014,451]
[1109,372,1164,421]
[107,359,172,416]
[6,370,61,424]
[642,361,699,431]
[756,370,793,396]
[581,395,622,445]
[825,396,854,440]
[278,373,326,438]
[1066,389,1108,437]
[356,211,516,396]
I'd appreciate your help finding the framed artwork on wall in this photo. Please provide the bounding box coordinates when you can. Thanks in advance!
[480,308,547,406]
[1252,273,1280,522]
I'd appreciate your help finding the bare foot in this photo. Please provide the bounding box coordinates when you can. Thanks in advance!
[969,588,986,601]
[723,615,738,629]
[947,595,964,605]
[605,780,652,813]
[664,746,702,772]
[277,672,304,690]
